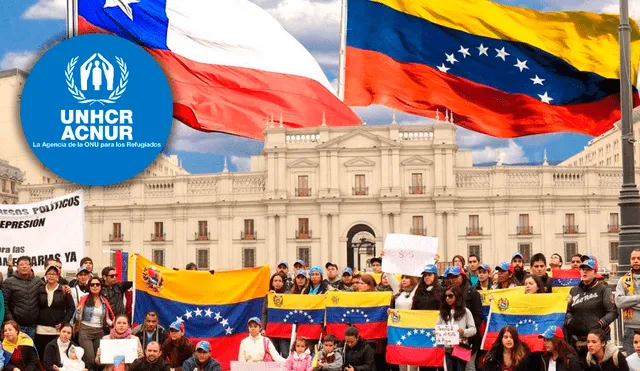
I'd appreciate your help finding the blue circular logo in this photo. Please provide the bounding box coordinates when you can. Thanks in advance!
[20,34,173,186]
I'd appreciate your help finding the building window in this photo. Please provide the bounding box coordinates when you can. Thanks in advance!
[242,248,256,268]
[411,216,425,235]
[353,174,367,195]
[152,249,165,266]
[410,173,424,194]
[10,181,16,194]
[296,175,310,197]
[153,222,164,241]
[297,247,311,266]
[517,214,531,234]
[518,243,532,263]
[109,249,122,267]
[609,213,620,233]
[242,219,256,240]
[614,140,619,150]
[197,221,209,240]
[610,241,620,262]
[196,249,210,269]
[111,223,122,242]
[296,218,311,239]
[467,215,481,235]
[1,180,6,193]
[564,214,577,234]
[564,242,578,262]
[468,245,481,259]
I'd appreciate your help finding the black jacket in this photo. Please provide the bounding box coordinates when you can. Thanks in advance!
[461,282,483,351]
[540,274,553,293]
[585,343,629,371]
[133,325,168,351]
[101,281,133,316]
[411,285,440,310]
[38,284,75,327]
[565,279,618,340]
[7,345,40,371]
[129,357,171,371]
[483,350,531,371]
[514,269,527,285]
[538,353,582,371]
[341,337,375,371]
[3,274,44,325]
[43,338,76,371]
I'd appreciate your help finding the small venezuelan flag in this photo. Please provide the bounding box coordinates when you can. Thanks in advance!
[133,255,270,370]
[266,293,325,339]
[325,292,391,340]
[386,310,444,367]
[482,290,567,352]
[551,269,581,287]
[114,251,133,281]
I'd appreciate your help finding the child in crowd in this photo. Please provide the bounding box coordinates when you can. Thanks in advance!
[60,345,86,371]
[626,331,640,370]
[285,338,313,371]
[314,335,343,371]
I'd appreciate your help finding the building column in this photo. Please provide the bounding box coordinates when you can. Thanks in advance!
[89,213,104,268]
[267,153,275,191]
[541,203,555,259]
[391,149,400,189]
[331,152,339,190]
[381,151,390,191]
[320,214,329,265]
[393,213,401,235]
[266,216,276,266]
[586,208,600,257]
[435,212,444,260]
[382,213,390,239]
[172,208,187,270]
[445,212,456,259]
[331,215,340,265]
[218,216,232,269]
[320,152,328,190]
[278,215,287,263]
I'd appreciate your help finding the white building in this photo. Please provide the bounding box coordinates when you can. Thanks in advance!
[3,69,636,273]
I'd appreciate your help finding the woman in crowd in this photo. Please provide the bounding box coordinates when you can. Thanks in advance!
[302,267,328,295]
[523,274,546,294]
[376,273,393,292]
[412,264,441,310]
[475,264,492,291]
[43,323,77,371]
[491,263,519,289]
[3,320,40,371]
[238,317,285,362]
[354,274,387,370]
[36,265,75,360]
[290,271,308,294]
[357,275,377,292]
[261,273,291,358]
[452,255,466,269]
[161,320,194,371]
[95,315,143,371]
[75,277,115,371]
[389,275,419,310]
[537,325,581,371]
[483,326,530,371]
[436,285,476,371]
[584,328,628,371]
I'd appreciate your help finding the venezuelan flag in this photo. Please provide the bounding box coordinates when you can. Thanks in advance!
[478,287,520,335]
[386,310,444,367]
[481,290,567,352]
[132,255,269,370]
[325,292,391,340]
[114,251,133,281]
[345,0,640,138]
[266,293,325,339]
[551,269,581,287]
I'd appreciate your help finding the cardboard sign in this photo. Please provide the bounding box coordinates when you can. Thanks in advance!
[382,234,438,276]
[435,324,460,346]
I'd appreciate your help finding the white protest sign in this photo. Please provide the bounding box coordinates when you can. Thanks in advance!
[382,233,437,276]
[435,324,460,346]
[230,362,286,371]
[0,190,84,274]
[99,338,139,363]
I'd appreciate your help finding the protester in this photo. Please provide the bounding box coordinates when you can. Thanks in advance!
[284,337,312,371]
[341,326,375,371]
[3,256,44,338]
[468,254,481,287]
[3,320,40,371]
[302,266,328,295]
[101,266,133,316]
[277,261,293,292]
[291,271,309,294]
[339,268,355,292]
[491,263,519,289]
[584,328,628,371]
[570,255,582,271]
[412,264,441,310]
[129,341,170,371]
[529,253,553,293]
[549,254,563,270]
[96,314,143,371]
[313,334,343,371]
[389,274,418,310]
[161,320,194,371]
[357,275,377,292]
[536,325,581,371]
[132,312,167,351]
[238,317,285,362]
[324,263,342,290]
[523,274,546,294]
[36,264,75,359]
[615,248,640,355]
[70,267,90,307]
[483,326,531,371]
[510,253,527,285]
[261,273,290,358]
[293,261,305,271]
[185,263,197,271]
[625,331,640,370]
[370,258,382,274]
[436,285,476,371]
[42,323,77,371]
[376,273,393,292]
[182,341,221,371]
[44,258,69,286]
[475,265,492,291]
[80,257,94,275]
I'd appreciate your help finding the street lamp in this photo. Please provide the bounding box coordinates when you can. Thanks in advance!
[350,237,376,271]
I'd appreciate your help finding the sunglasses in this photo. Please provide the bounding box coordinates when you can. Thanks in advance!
[106,274,117,278]
[89,283,101,287]
[445,294,455,299]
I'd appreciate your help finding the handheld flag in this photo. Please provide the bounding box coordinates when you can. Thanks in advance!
[266,293,325,339]
[386,310,444,367]
[325,292,391,340]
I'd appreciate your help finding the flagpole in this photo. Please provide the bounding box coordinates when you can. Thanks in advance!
[337,0,347,101]
[617,0,640,275]
[66,0,77,38]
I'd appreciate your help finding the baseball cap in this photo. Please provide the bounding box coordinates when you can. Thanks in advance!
[295,270,307,278]
[539,325,564,340]
[495,262,513,273]
[45,264,60,275]
[478,264,491,273]
[76,266,90,275]
[342,267,353,276]
[277,260,288,268]
[581,254,596,263]
[294,260,305,267]
[248,317,262,326]
[195,341,211,352]
[422,264,438,275]
[441,266,451,278]
[325,262,338,269]
[308,266,323,276]
[370,257,382,265]
[511,253,524,261]
[169,320,185,332]
[580,259,597,271]
[446,266,464,276]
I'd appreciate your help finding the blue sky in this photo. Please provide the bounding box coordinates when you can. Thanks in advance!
[0,0,636,173]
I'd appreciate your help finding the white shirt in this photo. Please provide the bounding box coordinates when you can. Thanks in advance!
[626,353,640,370]
[237,335,285,363]
[547,359,556,371]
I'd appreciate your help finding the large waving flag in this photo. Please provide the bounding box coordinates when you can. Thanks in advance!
[386,310,444,367]
[325,292,391,340]
[77,0,361,140]
[266,293,325,339]
[132,255,269,370]
[345,0,640,138]
[482,290,568,352]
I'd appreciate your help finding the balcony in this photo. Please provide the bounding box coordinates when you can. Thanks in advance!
[466,227,483,236]
[608,224,620,233]
[109,233,123,242]
[295,187,311,197]
[410,228,426,236]
[151,233,166,242]
[295,230,312,239]
[563,225,579,234]
[352,187,368,196]
[517,226,533,235]
[241,231,257,240]
[195,232,210,241]
[408,186,426,195]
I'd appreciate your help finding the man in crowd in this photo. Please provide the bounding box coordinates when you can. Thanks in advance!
[71,266,91,307]
[339,268,355,291]
[130,342,170,371]
[101,266,133,316]
[324,262,342,289]
[342,326,374,371]
[182,341,221,371]
[467,254,480,286]
[276,261,292,291]
[162,320,195,371]
[185,263,197,270]
[570,254,583,270]
[2,256,44,338]
[133,312,168,351]
[549,253,563,270]
[80,257,94,274]
[615,248,640,355]
[530,253,553,293]
[293,260,305,271]
[511,253,527,284]
[369,257,382,274]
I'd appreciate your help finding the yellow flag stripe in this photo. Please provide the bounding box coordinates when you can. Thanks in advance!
[387,309,438,328]
[267,293,326,310]
[325,291,392,307]
[490,291,568,315]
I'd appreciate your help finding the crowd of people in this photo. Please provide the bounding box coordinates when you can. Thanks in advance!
[0,248,640,371]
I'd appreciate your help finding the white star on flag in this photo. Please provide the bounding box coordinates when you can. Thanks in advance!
[458,46,471,58]
[401,335,406,340]
[495,47,510,61]
[194,308,203,317]
[204,308,213,317]
[437,64,450,73]
[214,312,222,321]
[413,329,419,334]
[531,75,545,85]
[514,59,529,72]
[175,316,183,323]
[220,318,229,327]
[477,44,489,56]
[419,330,425,334]
[103,0,140,21]
[184,310,193,319]
[225,327,233,335]
[397,341,401,345]
[538,92,553,104]
[445,53,458,64]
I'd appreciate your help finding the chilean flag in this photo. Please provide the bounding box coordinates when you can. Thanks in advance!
[77,0,361,140]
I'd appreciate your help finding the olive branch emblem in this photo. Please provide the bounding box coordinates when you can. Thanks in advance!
[65,56,129,105]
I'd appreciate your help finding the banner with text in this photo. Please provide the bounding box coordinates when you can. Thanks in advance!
[0,190,84,273]
[382,234,438,276]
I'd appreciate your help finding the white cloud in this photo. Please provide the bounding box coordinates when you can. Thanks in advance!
[456,128,502,149]
[230,156,252,172]
[0,51,38,71]
[166,120,264,156]
[22,0,66,19]
[472,140,529,164]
